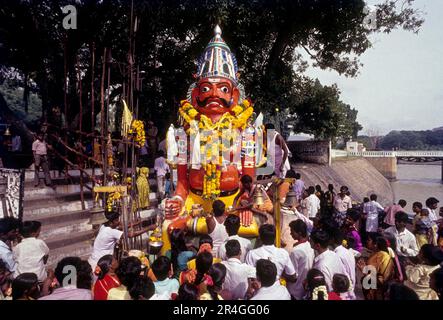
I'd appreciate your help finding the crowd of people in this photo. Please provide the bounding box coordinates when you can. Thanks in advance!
[1,172,443,300]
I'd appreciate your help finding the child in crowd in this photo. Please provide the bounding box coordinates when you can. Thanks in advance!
[0,260,12,300]
[169,229,196,274]
[13,221,49,282]
[175,283,199,300]
[331,273,353,300]
[414,208,438,248]
[11,273,39,300]
[304,268,329,300]
[93,255,120,300]
[151,256,179,298]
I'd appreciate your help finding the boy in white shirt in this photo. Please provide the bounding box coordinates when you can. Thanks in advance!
[13,221,49,282]
[249,259,290,300]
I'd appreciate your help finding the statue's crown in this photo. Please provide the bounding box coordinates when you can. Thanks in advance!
[196,25,238,84]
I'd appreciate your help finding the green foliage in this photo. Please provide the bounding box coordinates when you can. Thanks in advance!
[0,0,424,139]
[379,130,443,150]
[0,80,41,123]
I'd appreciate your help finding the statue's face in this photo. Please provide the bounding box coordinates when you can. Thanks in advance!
[191,77,239,122]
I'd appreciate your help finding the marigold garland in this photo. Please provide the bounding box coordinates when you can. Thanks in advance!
[106,191,121,212]
[178,99,253,200]
[129,120,146,148]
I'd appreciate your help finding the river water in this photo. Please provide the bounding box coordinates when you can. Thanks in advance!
[390,163,443,212]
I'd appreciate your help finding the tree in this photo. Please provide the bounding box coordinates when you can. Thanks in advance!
[0,0,424,141]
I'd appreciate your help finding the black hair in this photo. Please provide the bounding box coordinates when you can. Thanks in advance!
[259,224,276,245]
[20,221,42,238]
[306,268,327,300]
[295,173,301,180]
[195,252,213,286]
[151,256,171,281]
[431,268,443,297]
[420,244,443,266]
[363,197,370,203]
[311,230,330,249]
[285,169,296,178]
[315,185,322,192]
[256,259,277,287]
[0,259,7,273]
[412,202,423,210]
[340,186,348,193]
[0,217,20,236]
[224,214,241,236]
[177,283,199,300]
[388,283,419,300]
[240,175,253,185]
[207,263,227,300]
[165,172,171,180]
[170,229,188,272]
[115,256,142,292]
[54,257,92,289]
[376,237,390,253]
[366,232,381,245]
[289,219,308,238]
[370,194,377,201]
[265,123,275,130]
[395,211,409,223]
[199,234,213,248]
[96,255,114,280]
[425,197,439,207]
[345,235,356,250]
[11,273,38,300]
[331,228,345,246]
[307,186,315,195]
[157,150,165,157]
[398,199,407,207]
[332,274,350,294]
[105,210,120,222]
[347,208,361,222]
[328,184,334,191]
[129,276,155,300]
[225,239,241,258]
[212,200,225,217]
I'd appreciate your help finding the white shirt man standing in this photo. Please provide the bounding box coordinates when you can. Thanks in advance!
[425,197,440,222]
[305,186,320,219]
[154,150,169,199]
[287,220,315,300]
[221,239,256,300]
[311,230,346,291]
[217,214,252,262]
[245,224,297,283]
[249,259,291,300]
[384,211,419,257]
[363,194,384,233]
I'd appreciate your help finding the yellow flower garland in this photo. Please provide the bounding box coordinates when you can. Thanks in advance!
[178,100,254,200]
[129,120,146,148]
[106,191,121,212]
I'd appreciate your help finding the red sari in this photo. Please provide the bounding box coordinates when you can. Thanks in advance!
[93,274,121,300]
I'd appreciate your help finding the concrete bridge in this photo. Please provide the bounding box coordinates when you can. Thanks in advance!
[331,150,443,182]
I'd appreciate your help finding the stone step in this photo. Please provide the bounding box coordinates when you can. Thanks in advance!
[47,241,93,269]
[24,184,94,198]
[24,190,93,205]
[45,229,95,251]
[24,199,94,217]
[39,217,93,242]
[23,208,91,227]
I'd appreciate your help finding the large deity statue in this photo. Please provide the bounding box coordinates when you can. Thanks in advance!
[160,26,269,253]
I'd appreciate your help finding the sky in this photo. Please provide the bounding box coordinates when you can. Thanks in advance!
[301,0,443,135]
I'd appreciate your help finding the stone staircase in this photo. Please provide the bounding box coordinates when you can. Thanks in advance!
[22,168,160,268]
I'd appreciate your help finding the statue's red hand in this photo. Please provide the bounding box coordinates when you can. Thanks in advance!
[166,199,183,218]
[240,210,253,227]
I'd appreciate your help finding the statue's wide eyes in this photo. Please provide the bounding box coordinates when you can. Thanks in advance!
[201,86,210,93]
[220,86,229,93]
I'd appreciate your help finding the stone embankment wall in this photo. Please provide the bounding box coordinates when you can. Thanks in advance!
[292,158,394,207]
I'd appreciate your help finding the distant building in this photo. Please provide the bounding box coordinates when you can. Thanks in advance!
[346,140,366,153]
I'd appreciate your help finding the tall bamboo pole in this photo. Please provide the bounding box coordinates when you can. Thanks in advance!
[77,58,85,210]
[90,42,96,202]
[100,48,107,212]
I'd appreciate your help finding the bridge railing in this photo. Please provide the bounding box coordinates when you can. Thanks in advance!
[331,149,443,158]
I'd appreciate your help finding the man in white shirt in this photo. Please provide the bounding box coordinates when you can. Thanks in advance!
[0,217,20,273]
[154,150,169,199]
[13,221,49,282]
[245,224,297,283]
[363,194,384,233]
[218,214,252,262]
[311,229,346,291]
[287,220,315,300]
[384,211,419,257]
[425,197,440,222]
[221,239,256,300]
[305,186,320,219]
[333,186,352,227]
[32,132,52,187]
[206,200,229,258]
[249,259,290,300]
[331,228,356,299]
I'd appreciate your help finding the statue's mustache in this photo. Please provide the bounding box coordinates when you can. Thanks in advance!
[197,97,231,108]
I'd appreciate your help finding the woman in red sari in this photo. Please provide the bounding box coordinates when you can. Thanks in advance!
[93,255,120,300]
